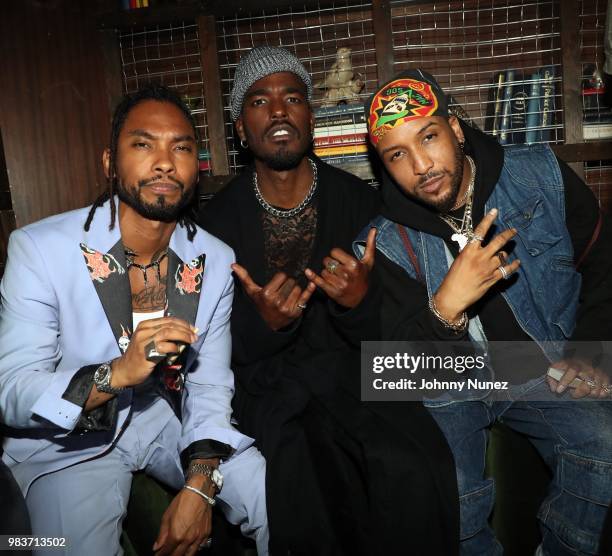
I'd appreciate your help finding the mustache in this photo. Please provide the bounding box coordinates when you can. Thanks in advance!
[417,171,445,187]
[138,176,185,190]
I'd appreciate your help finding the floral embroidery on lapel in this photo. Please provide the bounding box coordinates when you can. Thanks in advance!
[174,256,204,295]
[80,243,125,283]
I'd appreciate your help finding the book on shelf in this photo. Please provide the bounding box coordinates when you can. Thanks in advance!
[313,132,367,148]
[314,103,365,118]
[485,71,505,137]
[323,154,376,181]
[509,76,530,144]
[525,72,541,144]
[488,66,556,145]
[314,113,367,129]
[498,69,514,145]
[583,122,612,140]
[313,123,368,137]
[581,71,611,130]
[539,66,556,143]
[314,144,369,157]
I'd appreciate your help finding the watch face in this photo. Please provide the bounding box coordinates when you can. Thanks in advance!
[212,468,224,489]
[94,364,111,385]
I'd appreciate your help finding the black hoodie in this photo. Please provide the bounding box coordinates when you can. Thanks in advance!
[375,120,612,370]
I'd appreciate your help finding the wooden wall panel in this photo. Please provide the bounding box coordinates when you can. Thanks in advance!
[0,128,16,279]
[0,1,112,227]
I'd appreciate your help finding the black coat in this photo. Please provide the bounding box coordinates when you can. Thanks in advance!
[199,159,459,555]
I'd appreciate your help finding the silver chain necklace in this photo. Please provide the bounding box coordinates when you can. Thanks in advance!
[253,158,318,218]
[439,154,476,251]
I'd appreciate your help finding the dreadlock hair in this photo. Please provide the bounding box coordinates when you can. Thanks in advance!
[84,83,199,241]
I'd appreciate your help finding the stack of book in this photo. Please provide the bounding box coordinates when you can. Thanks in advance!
[485,66,556,145]
[582,80,612,141]
[122,0,149,8]
[198,149,211,172]
[313,104,375,181]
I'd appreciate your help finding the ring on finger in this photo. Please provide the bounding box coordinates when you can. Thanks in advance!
[470,234,484,243]
[145,339,165,362]
[583,377,599,389]
[326,260,339,274]
[297,303,307,311]
[498,265,509,280]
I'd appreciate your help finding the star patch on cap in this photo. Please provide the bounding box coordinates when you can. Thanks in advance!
[368,78,439,145]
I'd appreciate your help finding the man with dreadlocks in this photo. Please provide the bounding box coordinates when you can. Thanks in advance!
[0,85,268,555]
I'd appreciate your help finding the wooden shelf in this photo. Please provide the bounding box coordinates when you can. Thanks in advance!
[97,0,340,29]
[552,142,612,163]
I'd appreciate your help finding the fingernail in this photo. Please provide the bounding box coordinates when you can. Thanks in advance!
[167,354,179,364]
[489,208,498,216]
[179,344,187,353]
[191,326,199,333]
[557,383,566,394]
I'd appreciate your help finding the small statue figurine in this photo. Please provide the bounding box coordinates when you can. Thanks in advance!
[314,47,364,106]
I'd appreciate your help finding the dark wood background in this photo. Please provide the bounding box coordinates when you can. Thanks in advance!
[0,0,112,229]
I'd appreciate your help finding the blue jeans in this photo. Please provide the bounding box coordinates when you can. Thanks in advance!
[426,377,612,555]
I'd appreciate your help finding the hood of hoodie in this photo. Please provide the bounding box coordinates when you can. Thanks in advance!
[379,119,505,239]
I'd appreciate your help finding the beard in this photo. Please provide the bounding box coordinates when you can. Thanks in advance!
[415,142,464,213]
[116,175,196,222]
[263,146,307,171]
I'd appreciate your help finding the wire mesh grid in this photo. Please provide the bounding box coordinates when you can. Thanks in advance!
[216,1,378,173]
[390,0,563,146]
[580,0,610,134]
[585,160,612,211]
[579,0,611,212]
[119,22,212,174]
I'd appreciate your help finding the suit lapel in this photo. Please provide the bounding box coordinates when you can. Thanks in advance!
[80,240,133,353]
[165,249,205,326]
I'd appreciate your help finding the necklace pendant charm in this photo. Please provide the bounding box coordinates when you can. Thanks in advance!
[451,233,469,251]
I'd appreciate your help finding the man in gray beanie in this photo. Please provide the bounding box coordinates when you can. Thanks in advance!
[198,47,459,555]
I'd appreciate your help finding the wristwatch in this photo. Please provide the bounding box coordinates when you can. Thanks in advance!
[93,361,125,395]
[186,462,224,492]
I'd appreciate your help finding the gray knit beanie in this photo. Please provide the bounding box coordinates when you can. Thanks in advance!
[230,46,313,121]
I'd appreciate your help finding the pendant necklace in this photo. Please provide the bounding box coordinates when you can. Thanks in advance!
[125,247,168,287]
[439,155,476,251]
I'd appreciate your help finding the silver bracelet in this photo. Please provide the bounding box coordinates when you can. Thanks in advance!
[428,297,468,332]
[184,485,216,506]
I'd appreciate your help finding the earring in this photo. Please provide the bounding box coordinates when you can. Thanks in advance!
[459,141,465,150]
[240,139,248,149]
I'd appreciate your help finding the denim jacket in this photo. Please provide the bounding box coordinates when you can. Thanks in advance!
[355,144,580,363]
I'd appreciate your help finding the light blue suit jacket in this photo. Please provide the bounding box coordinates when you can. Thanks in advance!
[0,200,252,492]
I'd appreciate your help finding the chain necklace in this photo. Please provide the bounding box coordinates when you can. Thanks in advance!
[253,158,318,218]
[125,247,168,287]
[439,155,476,251]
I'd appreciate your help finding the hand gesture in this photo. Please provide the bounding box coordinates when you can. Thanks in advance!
[232,264,316,331]
[304,227,376,309]
[112,317,198,388]
[433,209,521,322]
[153,481,213,556]
[548,358,611,399]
